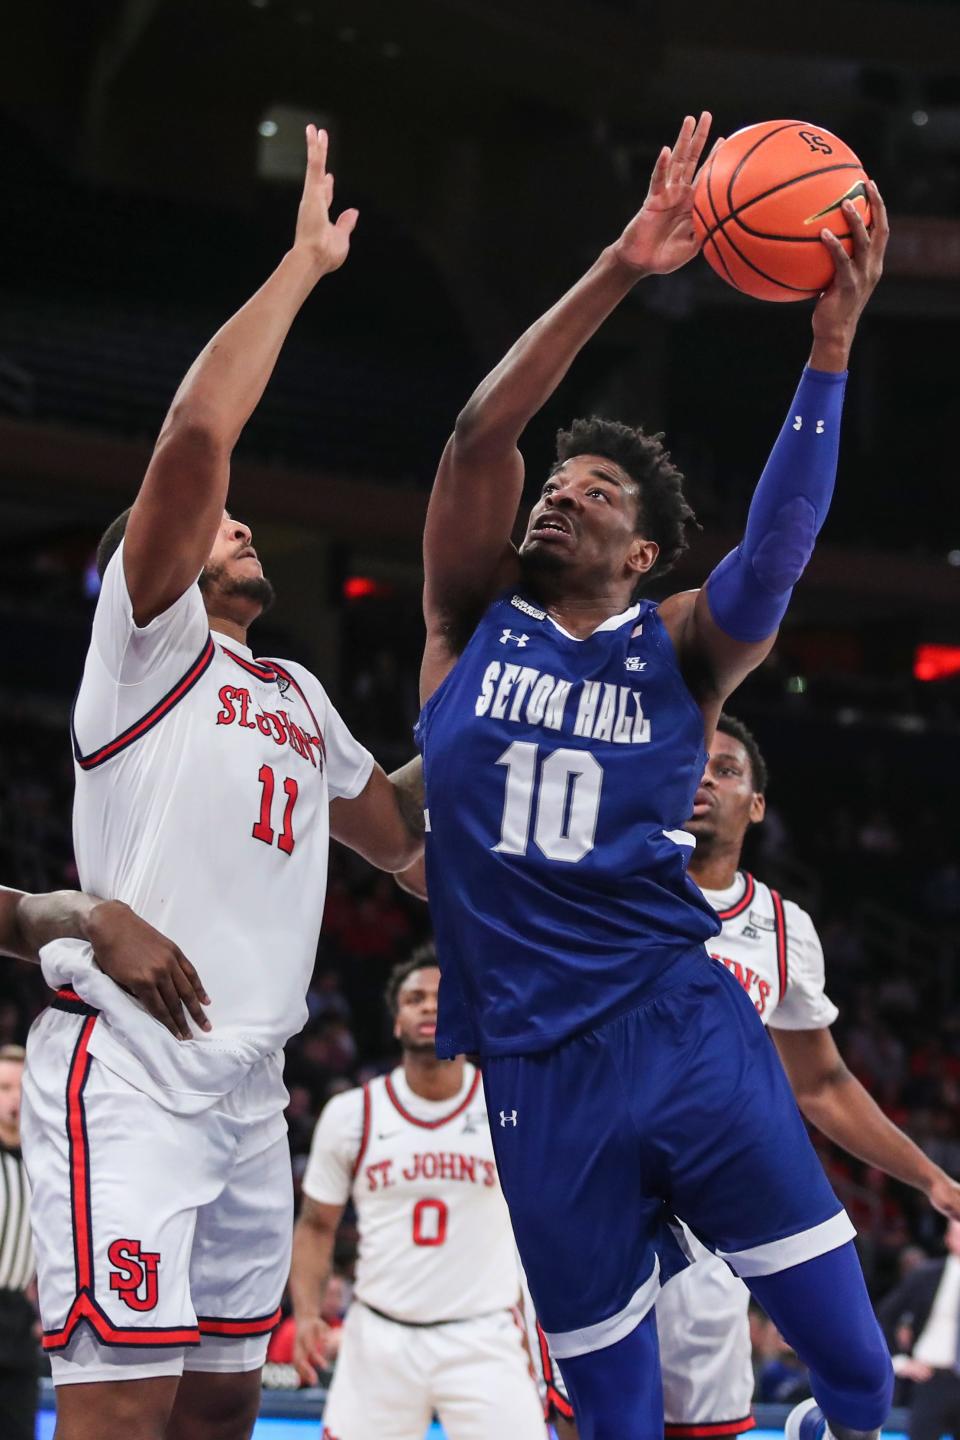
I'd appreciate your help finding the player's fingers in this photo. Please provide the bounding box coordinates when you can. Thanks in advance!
[667,114,696,186]
[820,229,856,287]
[843,199,871,260]
[324,171,335,206]
[868,179,890,246]
[691,136,725,190]
[157,974,190,1040]
[649,145,670,194]
[172,960,212,1032]
[314,126,328,174]
[174,951,211,1007]
[335,207,359,235]
[137,983,182,1038]
[683,110,712,181]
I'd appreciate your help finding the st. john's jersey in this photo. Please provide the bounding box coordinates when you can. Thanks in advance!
[41,542,374,1112]
[302,1065,521,1323]
[415,592,720,1058]
[699,871,837,1030]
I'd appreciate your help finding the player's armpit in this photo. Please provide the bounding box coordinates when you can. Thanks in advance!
[329,763,424,874]
[395,856,428,901]
[658,587,775,710]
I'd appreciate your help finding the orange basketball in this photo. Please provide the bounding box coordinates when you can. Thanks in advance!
[692,120,872,302]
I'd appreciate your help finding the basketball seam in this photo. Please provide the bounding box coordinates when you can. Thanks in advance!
[702,155,744,294]
[704,149,813,298]
[726,165,865,242]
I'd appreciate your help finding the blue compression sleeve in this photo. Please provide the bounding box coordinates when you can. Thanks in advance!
[705,366,847,643]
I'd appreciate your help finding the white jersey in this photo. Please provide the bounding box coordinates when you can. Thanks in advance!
[303,1064,521,1324]
[41,543,373,1112]
[699,870,837,1030]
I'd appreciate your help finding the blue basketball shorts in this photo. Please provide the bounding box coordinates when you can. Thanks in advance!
[482,954,854,1360]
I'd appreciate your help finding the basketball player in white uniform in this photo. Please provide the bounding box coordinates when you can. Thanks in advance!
[533,713,960,1440]
[20,128,424,1440]
[292,946,547,1440]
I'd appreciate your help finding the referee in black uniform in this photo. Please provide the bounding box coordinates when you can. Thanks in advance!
[0,1044,38,1440]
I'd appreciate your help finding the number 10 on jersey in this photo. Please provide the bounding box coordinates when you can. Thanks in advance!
[495,741,603,863]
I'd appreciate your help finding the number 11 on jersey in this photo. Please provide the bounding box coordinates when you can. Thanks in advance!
[495,741,603,863]
[252,764,299,855]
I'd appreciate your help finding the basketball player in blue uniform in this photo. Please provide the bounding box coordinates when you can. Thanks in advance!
[415,112,891,1440]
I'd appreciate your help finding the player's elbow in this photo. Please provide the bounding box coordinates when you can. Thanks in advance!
[158,402,232,463]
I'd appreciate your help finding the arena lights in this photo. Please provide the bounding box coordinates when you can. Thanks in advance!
[914,644,960,682]
[342,575,393,600]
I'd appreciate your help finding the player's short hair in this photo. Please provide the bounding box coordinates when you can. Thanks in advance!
[385,942,438,1016]
[0,1044,25,1064]
[96,507,133,581]
[554,418,699,580]
[716,712,769,795]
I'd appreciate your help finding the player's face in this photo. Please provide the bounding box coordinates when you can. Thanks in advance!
[519,456,658,595]
[393,966,441,1053]
[0,1060,23,1140]
[687,734,765,847]
[199,511,275,617]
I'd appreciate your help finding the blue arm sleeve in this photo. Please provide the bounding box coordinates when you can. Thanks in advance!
[705,366,848,643]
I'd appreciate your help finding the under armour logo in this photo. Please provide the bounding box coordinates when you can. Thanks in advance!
[500,1110,518,1127]
[500,630,529,647]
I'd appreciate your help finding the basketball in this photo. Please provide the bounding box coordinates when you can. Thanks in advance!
[692,120,872,302]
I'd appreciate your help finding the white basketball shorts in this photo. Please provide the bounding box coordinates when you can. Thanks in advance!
[320,1299,547,1440]
[21,993,293,1386]
[657,1233,755,1438]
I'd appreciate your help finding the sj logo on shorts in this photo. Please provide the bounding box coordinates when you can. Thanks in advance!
[108,1239,160,1312]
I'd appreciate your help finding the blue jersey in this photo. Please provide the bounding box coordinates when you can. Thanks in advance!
[416,591,720,1058]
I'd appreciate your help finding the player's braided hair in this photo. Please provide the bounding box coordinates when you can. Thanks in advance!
[716,712,769,795]
[554,417,699,582]
[385,942,438,1016]
[95,507,133,581]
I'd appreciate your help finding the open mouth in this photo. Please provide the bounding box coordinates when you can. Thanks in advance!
[531,517,573,540]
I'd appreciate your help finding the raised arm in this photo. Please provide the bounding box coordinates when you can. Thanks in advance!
[422,113,714,691]
[124,127,357,625]
[661,182,888,712]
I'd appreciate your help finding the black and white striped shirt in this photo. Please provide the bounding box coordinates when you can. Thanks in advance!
[0,1143,34,1292]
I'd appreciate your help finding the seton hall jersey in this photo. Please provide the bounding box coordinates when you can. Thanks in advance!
[302,1065,521,1323]
[700,871,838,1031]
[40,543,374,1112]
[416,592,720,1059]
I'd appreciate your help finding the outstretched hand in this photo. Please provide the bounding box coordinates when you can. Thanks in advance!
[614,112,718,276]
[811,179,887,369]
[293,125,359,275]
[926,1167,960,1222]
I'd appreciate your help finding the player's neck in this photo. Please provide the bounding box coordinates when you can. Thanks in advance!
[401,1053,466,1103]
[688,840,743,893]
[0,1120,19,1149]
[539,588,635,640]
[205,612,249,646]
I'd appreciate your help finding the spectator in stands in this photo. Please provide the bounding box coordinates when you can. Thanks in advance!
[879,1220,960,1440]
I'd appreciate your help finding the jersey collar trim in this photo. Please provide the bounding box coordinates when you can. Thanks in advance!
[546,602,641,643]
[219,645,280,684]
[384,1069,481,1129]
[713,872,755,921]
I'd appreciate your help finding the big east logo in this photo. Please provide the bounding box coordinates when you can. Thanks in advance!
[108,1239,160,1312]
